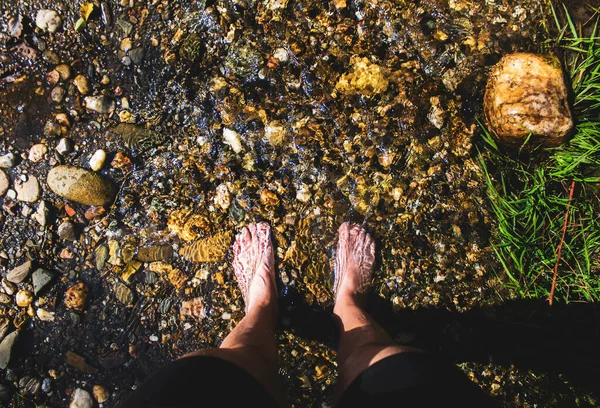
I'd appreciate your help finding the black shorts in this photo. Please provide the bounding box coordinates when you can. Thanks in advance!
[119,353,492,407]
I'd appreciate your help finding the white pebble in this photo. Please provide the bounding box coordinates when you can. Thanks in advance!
[56,138,72,155]
[28,144,47,163]
[273,47,289,63]
[149,335,159,342]
[223,128,242,153]
[70,388,93,408]
[89,149,107,171]
[36,10,62,33]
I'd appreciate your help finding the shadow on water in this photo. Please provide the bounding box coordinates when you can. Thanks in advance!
[280,290,600,398]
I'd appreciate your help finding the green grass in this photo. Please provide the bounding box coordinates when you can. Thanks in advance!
[478,4,600,303]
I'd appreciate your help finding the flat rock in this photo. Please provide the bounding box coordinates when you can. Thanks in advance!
[32,268,55,295]
[15,175,40,202]
[7,260,33,283]
[0,170,8,196]
[47,165,115,206]
[0,153,17,168]
[84,96,116,114]
[484,53,573,147]
[0,331,18,369]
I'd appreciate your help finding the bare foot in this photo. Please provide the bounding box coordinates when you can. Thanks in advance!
[232,222,277,314]
[333,222,375,306]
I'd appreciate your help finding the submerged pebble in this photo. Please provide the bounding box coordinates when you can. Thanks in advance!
[36,10,62,33]
[47,165,115,205]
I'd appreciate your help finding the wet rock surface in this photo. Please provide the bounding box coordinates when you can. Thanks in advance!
[0,0,597,407]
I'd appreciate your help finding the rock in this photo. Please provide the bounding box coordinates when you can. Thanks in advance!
[47,165,115,205]
[273,47,289,63]
[55,64,71,81]
[214,183,231,210]
[0,331,18,369]
[89,149,107,171]
[120,38,133,52]
[28,144,47,163]
[15,175,40,202]
[114,282,133,305]
[15,290,33,307]
[7,261,33,283]
[0,319,8,342]
[57,221,76,241]
[129,47,145,65]
[41,378,52,394]
[180,297,206,320]
[2,280,16,295]
[264,121,286,146]
[84,96,116,114]
[36,10,62,33]
[484,53,573,147]
[8,14,23,38]
[73,74,90,95]
[95,245,108,270]
[93,385,109,403]
[66,351,98,374]
[64,282,87,311]
[0,153,17,168]
[0,294,10,304]
[0,170,8,196]
[18,376,41,396]
[70,388,93,408]
[98,351,127,369]
[296,184,311,203]
[223,128,243,153]
[180,231,232,263]
[56,138,72,154]
[36,309,55,321]
[336,56,389,96]
[33,201,49,226]
[428,96,445,129]
[136,244,173,262]
[50,86,65,103]
[32,268,55,295]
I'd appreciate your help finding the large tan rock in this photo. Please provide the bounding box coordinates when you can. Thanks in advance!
[484,53,573,147]
[47,165,115,205]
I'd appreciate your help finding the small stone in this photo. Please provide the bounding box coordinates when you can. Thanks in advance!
[98,351,127,369]
[129,47,145,65]
[120,38,133,52]
[0,320,9,342]
[21,204,33,217]
[0,153,18,168]
[37,308,55,321]
[36,10,62,33]
[296,184,311,203]
[70,388,93,408]
[116,18,133,35]
[223,128,243,153]
[64,282,87,311]
[484,53,573,147]
[28,144,48,163]
[273,47,289,63]
[84,96,116,114]
[7,261,33,283]
[58,221,76,241]
[32,268,55,295]
[73,74,90,95]
[41,378,52,394]
[47,165,116,205]
[95,245,108,270]
[136,244,173,262]
[50,86,65,103]
[93,385,109,403]
[66,351,98,374]
[89,149,107,171]
[114,282,133,305]
[33,200,49,226]
[2,280,16,295]
[214,183,231,210]
[56,138,72,155]
[101,75,110,85]
[336,56,389,96]
[15,290,33,307]
[180,297,206,320]
[19,376,41,396]
[55,113,70,127]
[8,14,23,38]
[6,189,16,200]
[0,331,18,369]
[0,170,8,196]
[15,175,40,202]
[264,121,286,146]
[0,294,10,304]
[55,64,71,81]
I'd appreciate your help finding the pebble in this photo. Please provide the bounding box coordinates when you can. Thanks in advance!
[50,86,65,103]
[47,165,116,205]
[93,385,109,403]
[129,47,145,65]
[41,378,52,394]
[273,47,289,63]
[58,221,76,241]
[0,294,10,304]
[32,268,55,295]
[223,128,243,153]
[2,280,16,295]
[55,64,71,81]
[28,144,47,163]
[37,308,55,321]
[0,320,9,341]
[56,138,72,155]
[70,388,93,408]
[89,149,107,171]
[73,74,90,95]
[0,170,8,196]
[18,376,41,396]
[64,282,87,311]
[114,282,133,305]
[120,38,133,52]
[0,331,18,369]
[95,245,108,270]
[296,184,312,203]
[0,153,17,168]
[7,260,33,283]
[15,290,33,307]
[15,175,40,202]
[84,96,116,114]
[33,200,49,226]
[6,189,16,200]
[214,183,231,210]
[36,10,62,33]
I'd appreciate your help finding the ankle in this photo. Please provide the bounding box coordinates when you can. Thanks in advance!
[333,292,364,315]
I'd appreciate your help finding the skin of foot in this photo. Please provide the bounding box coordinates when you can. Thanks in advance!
[232,222,277,314]
[333,222,376,306]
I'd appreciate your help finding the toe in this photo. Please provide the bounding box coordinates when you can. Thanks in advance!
[240,226,251,246]
[338,222,350,241]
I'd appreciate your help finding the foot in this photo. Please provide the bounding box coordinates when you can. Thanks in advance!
[333,222,375,306]
[232,222,277,314]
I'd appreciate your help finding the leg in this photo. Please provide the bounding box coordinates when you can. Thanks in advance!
[332,222,420,399]
[184,222,287,407]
